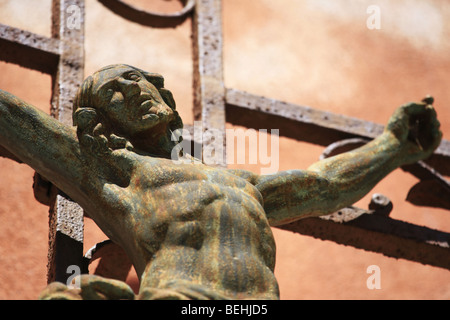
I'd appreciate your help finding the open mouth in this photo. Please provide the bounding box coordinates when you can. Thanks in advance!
[142,113,159,121]
[139,101,177,129]
[139,100,159,120]
[139,99,153,112]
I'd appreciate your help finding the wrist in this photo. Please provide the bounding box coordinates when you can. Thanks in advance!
[374,132,405,167]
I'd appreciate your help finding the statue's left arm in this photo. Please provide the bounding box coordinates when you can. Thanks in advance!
[255,99,442,227]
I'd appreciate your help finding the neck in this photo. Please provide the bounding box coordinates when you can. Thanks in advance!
[129,128,178,160]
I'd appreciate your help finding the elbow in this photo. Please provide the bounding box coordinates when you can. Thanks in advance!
[304,175,347,215]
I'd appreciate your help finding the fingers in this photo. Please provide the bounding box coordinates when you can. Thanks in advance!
[38,282,82,300]
[422,102,441,152]
[399,98,438,126]
[429,117,443,151]
[79,274,135,300]
[400,101,428,117]
[401,97,442,153]
[387,96,442,160]
[40,275,136,300]
[421,95,434,105]
[399,95,435,115]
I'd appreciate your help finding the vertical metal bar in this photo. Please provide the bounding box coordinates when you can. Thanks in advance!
[47,0,86,284]
[192,0,227,167]
[51,0,85,124]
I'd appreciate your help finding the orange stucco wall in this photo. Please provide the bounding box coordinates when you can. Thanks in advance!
[0,0,449,299]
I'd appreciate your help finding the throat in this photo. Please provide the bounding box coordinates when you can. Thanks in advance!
[130,127,178,159]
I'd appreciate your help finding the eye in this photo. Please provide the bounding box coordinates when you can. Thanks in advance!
[128,73,141,82]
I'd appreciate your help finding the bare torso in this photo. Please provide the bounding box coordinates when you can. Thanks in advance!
[88,152,279,299]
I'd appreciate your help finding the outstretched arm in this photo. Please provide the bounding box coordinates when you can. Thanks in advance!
[0,89,86,203]
[255,99,442,227]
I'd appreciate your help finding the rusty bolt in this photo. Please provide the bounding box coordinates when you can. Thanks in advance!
[369,193,393,216]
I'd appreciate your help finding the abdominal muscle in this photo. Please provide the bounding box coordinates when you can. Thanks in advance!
[136,191,279,300]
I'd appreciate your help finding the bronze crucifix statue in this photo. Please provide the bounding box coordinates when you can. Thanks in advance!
[0,64,442,299]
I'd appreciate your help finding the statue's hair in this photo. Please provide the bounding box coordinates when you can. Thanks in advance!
[72,64,183,155]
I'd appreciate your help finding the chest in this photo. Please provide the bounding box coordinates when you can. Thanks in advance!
[120,161,265,235]
[130,160,263,207]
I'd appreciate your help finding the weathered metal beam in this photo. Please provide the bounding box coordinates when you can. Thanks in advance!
[0,24,60,74]
[278,205,450,270]
[50,0,85,124]
[192,0,226,167]
[47,194,86,283]
[46,0,86,284]
[225,88,383,145]
[225,88,450,175]
[0,24,60,55]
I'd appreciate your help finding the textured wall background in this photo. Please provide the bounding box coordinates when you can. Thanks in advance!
[0,0,449,299]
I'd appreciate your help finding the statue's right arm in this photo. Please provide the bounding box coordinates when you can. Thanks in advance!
[0,90,86,201]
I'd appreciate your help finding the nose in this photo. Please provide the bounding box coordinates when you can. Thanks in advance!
[115,78,141,98]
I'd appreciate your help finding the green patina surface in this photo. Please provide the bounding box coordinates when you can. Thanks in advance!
[0,64,442,299]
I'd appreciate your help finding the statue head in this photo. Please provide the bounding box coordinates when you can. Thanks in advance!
[73,64,183,157]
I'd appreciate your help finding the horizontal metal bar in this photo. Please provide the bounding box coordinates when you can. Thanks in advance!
[0,24,60,74]
[225,87,384,138]
[225,88,450,175]
[0,24,61,55]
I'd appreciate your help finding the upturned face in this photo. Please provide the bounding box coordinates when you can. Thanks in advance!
[92,65,176,139]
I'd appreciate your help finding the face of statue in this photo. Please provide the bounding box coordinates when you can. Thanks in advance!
[93,65,176,137]
[91,65,180,155]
